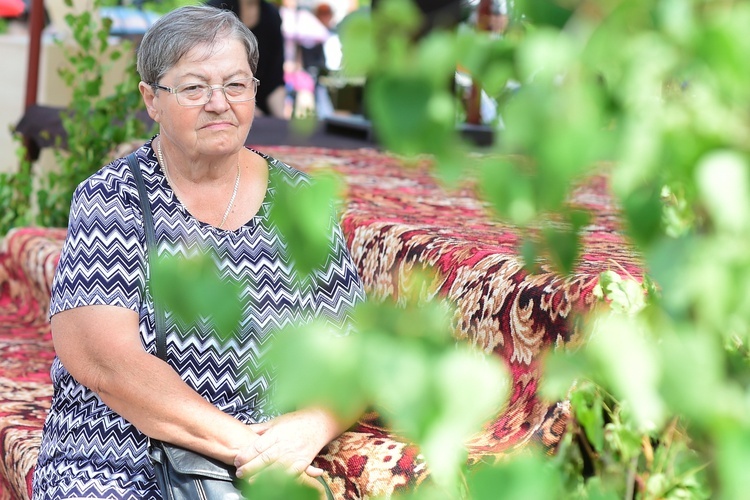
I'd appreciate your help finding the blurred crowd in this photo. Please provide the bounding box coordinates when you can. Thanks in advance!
[206,0,361,119]
[276,0,360,118]
[3,0,513,125]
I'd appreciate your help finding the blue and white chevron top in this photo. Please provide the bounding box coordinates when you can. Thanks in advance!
[33,139,365,499]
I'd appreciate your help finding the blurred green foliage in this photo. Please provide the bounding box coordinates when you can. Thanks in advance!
[268,288,509,494]
[242,468,323,500]
[43,5,149,228]
[143,0,750,496]
[312,0,750,497]
[268,172,343,281]
[151,252,244,339]
[5,0,749,497]
[0,0,149,234]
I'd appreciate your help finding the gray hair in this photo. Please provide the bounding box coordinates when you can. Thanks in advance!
[136,5,259,84]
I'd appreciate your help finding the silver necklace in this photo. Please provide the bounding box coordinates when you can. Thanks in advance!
[157,138,241,229]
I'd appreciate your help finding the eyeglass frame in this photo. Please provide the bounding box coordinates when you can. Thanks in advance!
[149,77,260,106]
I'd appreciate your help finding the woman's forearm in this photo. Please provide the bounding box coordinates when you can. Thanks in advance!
[96,351,258,463]
[52,305,258,465]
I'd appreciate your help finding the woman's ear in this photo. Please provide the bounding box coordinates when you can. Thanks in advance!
[139,81,161,122]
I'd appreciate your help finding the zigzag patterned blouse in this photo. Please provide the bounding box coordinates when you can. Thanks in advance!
[33,139,365,499]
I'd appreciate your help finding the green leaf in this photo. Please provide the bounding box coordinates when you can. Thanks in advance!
[604,412,642,462]
[457,34,516,97]
[695,151,750,233]
[269,320,366,422]
[371,0,422,37]
[363,334,437,441]
[516,28,576,83]
[540,349,589,401]
[542,210,590,275]
[594,270,646,315]
[241,468,320,500]
[415,32,459,89]
[520,236,541,273]
[658,329,729,425]
[622,182,664,247]
[715,423,750,500]
[150,252,243,340]
[267,172,342,282]
[477,157,536,225]
[515,0,578,29]
[270,291,507,493]
[339,11,376,77]
[467,454,563,500]
[366,74,456,158]
[586,314,665,431]
[645,235,693,318]
[579,475,620,500]
[421,347,508,484]
[355,290,455,346]
[570,382,605,452]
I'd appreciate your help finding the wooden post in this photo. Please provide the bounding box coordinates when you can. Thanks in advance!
[22,0,47,162]
[25,0,46,110]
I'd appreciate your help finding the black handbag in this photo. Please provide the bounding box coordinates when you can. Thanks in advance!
[148,441,245,500]
[128,153,334,500]
[128,152,247,500]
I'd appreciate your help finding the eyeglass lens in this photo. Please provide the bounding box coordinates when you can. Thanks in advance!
[176,79,258,105]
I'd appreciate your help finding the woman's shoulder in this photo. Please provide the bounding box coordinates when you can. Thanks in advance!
[73,143,150,203]
[250,148,311,188]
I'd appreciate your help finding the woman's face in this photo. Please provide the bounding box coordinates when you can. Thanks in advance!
[143,38,256,160]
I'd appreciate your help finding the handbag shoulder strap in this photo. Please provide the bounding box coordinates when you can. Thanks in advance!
[127,152,168,361]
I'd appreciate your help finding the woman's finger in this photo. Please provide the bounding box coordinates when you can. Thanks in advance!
[234,426,277,466]
[235,444,278,478]
[305,465,324,477]
[247,420,271,435]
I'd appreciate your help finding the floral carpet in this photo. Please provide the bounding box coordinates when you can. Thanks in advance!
[0,147,640,499]
[0,227,64,500]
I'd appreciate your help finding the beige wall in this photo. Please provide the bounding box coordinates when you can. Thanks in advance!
[0,33,31,174]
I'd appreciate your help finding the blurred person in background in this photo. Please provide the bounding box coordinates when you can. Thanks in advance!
[279,0,331,117]
[313,2,334,29]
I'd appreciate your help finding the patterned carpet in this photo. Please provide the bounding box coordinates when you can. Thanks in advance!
[0,227,64,500]
[0,147,640,499]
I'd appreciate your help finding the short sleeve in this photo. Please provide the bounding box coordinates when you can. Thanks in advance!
[49,167,146,317]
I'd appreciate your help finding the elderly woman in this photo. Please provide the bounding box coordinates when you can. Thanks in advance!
[32,5,365,499]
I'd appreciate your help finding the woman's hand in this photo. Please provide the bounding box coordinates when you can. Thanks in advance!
[234,407,343,479]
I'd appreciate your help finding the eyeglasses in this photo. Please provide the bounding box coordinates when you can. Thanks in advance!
[150,77,260,106]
